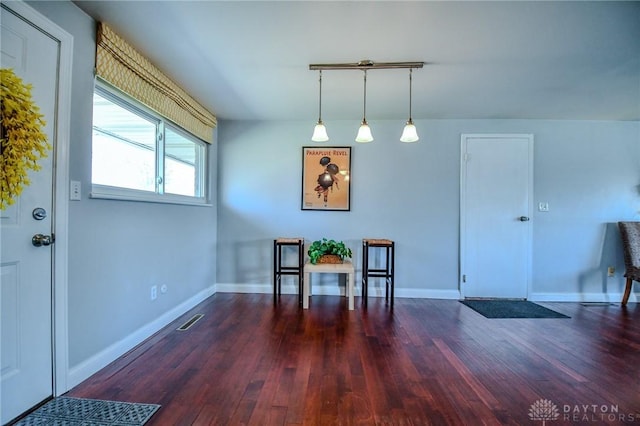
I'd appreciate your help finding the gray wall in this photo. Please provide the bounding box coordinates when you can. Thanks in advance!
[27,1,218,379]
[216,119,640,299]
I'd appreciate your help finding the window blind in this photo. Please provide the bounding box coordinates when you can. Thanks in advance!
[95,23,216,143]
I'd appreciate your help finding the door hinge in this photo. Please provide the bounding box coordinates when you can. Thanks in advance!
[462,274,466,283]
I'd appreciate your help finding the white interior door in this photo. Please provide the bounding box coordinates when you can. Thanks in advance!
[1,6,60,423]
[460,134,533,299]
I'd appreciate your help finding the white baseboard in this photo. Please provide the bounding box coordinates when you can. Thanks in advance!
[215,284,635,303]
[67,285,216,389]
[216,282,286,294]
[395,288,461,299]
[215,283,461,300]
[216,282,344,296]
[529,292,633,303]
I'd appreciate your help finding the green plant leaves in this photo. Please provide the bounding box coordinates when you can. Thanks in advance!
[307,238,352,264]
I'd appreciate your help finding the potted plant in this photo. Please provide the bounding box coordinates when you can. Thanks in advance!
[308,238,353,264]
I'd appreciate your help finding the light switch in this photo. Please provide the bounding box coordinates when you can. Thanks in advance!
[70,180,81,200]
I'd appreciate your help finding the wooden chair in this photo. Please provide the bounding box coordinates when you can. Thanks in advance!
[273,238,304,305]
[618,222,640,306]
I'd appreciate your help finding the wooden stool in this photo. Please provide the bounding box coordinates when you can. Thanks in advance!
[362,239,395,307]
[273,238,304,305]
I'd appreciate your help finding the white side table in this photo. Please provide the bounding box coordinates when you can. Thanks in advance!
[303,260,355,310]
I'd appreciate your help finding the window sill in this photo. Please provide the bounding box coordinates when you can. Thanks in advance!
[90,185,212,207]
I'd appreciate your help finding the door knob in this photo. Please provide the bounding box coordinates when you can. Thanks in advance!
[32,234,53,247]
[519,216,530,222]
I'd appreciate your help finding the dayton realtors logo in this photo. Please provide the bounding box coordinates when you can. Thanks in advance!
[529,399,639,424]
[529,399,560,425]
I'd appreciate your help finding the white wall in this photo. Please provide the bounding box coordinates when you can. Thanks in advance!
[27,1,218,388]
[216,119,640,301]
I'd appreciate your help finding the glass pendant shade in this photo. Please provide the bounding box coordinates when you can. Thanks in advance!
[312,121,329,142]
[400,119,419,143]
[355,120,373,143]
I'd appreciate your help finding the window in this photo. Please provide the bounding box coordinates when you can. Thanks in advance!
[91,83,208,205]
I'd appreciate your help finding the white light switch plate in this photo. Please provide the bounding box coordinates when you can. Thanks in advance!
[70,180,81,200]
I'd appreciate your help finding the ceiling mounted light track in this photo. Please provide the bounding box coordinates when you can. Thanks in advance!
[309,60,425,71]
[309,59,425,143]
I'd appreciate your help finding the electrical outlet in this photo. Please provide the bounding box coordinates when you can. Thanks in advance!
[607,266,615,277]
[538,202,549,212]
[151,285,157,300]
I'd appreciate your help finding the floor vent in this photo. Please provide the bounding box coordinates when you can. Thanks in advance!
[177,314,204,331]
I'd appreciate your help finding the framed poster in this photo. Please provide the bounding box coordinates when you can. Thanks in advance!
[301,146,351,211]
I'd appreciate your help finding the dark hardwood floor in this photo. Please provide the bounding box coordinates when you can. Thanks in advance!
[66,294,640,425]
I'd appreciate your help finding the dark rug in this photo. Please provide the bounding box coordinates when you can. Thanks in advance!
[460,299,570,319]
[14,396,160,426]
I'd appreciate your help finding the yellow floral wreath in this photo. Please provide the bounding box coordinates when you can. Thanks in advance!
[0,68,50,210]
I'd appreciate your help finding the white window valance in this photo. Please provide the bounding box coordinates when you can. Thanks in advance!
[96,23,216,143]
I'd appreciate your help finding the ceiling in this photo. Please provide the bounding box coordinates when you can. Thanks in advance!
[72,1,640,123]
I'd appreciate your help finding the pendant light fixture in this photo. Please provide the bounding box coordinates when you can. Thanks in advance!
[355,69,373,143]
[309,60,424,144]
[400,68,419,143]
[311,70,329,142]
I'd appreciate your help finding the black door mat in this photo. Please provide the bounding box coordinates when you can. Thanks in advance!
[460,299,570,319]
[13,396,160,426]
